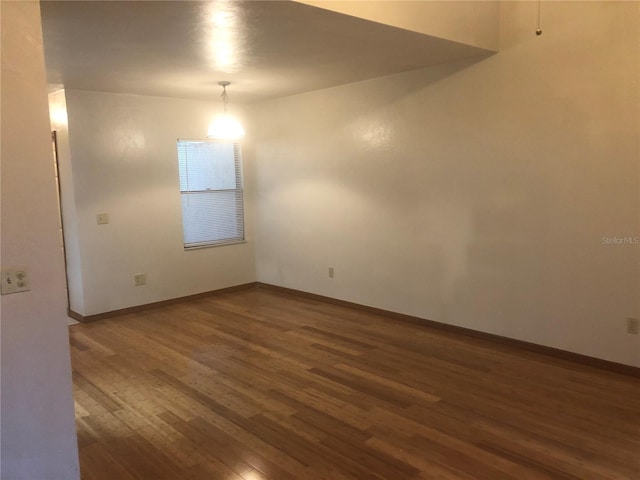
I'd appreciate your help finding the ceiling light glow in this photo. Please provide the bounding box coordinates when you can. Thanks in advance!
[207,81,245,141]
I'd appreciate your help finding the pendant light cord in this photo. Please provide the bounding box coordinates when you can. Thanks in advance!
[221,85,229,113]
[536,0,542,35]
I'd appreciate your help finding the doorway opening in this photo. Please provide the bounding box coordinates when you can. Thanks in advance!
[51,130,73,321]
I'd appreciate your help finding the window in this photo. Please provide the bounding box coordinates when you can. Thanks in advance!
[177,139,244,248]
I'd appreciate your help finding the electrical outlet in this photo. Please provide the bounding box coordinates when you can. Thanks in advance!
[328,267,334,278]
[627,318,639,335]
[134,273,147,286]
[1,268,30,295]
[96,213,109,225]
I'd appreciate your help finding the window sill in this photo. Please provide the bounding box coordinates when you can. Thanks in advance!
[184,239,247,251]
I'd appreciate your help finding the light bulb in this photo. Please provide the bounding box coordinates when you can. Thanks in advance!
[207,116,245,140]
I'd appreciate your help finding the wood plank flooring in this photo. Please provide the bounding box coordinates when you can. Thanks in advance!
[69,287,640,480]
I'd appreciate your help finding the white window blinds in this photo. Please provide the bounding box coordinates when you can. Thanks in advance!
[177,140,244,248]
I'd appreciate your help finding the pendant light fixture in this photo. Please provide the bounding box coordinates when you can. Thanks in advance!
[207,81,245,140]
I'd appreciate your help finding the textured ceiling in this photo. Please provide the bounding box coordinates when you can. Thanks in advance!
[40,1,493,103]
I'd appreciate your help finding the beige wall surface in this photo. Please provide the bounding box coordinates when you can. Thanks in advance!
[297,0,500,51]
[49,89,85,314]
[252,1,640,366]
[1,2,80,479]
[58,90,256,316]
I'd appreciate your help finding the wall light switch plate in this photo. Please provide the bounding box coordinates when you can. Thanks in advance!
[97,213,109,225]
[1,268,30,295]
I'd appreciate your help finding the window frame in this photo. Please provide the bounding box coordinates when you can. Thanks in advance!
[176,138,245,250]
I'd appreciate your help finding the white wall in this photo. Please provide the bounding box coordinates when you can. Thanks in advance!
[252,1,640,366]
[0,2,80,479]
[58,90,256,316]
[49,89,85,314]
[297,0,499,52]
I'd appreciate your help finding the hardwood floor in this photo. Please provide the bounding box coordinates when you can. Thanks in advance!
[69,287,640,480]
